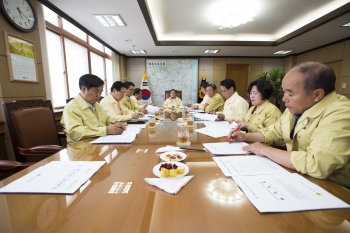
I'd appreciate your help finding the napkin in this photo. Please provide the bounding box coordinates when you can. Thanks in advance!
[155,145,185,153]
[145,176,194,194]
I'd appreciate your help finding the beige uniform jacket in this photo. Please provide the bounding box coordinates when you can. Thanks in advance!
[163,97,184,109]
[61,94,115,146]
[204,93,224,113]
[131,95,145,109]
[217,92,249,122]
[260,92,350,188]
[100,93,134,122]
[121,96,139,111]
[246,100,282,132]
[196,95,210,110]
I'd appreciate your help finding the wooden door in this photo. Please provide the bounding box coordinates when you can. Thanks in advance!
[325,61,342,92]
[226,64,249,96]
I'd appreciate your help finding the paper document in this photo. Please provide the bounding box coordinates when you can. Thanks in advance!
[204,121,238,128]
[188,109,205,113]
[90,133,136,144]
[146,105,160,114]
[195,125,233,138]
[0,161,105,194]
[203,142,250,155]
[122,125,142,135]
[193,113,218,121]
[212,155,289,177]
[233,173,350,212]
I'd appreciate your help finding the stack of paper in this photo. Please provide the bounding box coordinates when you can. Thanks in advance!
[0,161,105,194]
[146,105,160,114]
[203,142,250,155]
[90,133,137,144]
[122,125,142,135]
[195,125,233,138]
[144,175,194,194]
[193,113,218,121]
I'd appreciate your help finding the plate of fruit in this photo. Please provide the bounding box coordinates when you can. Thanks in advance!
[153,162,189,178]
[159,151,187,162]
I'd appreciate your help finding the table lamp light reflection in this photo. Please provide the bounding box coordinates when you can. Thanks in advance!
[207,178,245,201]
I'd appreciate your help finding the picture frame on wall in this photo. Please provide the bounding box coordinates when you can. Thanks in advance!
[4,31,39,83]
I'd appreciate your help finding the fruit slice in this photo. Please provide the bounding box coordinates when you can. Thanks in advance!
[160,168,169,177]
[169,169,177,177]
[177,166,185,174]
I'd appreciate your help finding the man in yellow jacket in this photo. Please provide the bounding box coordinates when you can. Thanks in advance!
[61,74,125,146]
[228,62,350,189]
[203,84,224,113]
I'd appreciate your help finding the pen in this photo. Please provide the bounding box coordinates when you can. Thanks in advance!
[179,147,206,152]
[227,125,241,143]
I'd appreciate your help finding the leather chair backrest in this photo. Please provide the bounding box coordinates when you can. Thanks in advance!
[12,107,60,147]
[165,90,182,100]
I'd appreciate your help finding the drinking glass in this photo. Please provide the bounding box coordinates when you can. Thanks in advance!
[177,126,190,146]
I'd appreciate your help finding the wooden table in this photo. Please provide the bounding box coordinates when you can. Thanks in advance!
[1,119,350,233]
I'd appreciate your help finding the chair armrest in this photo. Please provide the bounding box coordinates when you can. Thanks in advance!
[0,160,34,171]
[29,145,64,152]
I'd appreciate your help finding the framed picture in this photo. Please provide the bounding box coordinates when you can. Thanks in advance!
[4,31,39,83]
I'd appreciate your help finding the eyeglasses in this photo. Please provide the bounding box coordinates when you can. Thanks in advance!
[221,89,228,94]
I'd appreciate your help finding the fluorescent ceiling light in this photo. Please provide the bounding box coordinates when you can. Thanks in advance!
[342,22,350,27]
[130,50,146,54]
[94,15,126,26]
[204,49,219,54]
[273,50,293,55]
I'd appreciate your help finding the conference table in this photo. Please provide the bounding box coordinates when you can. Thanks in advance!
[1,116,350,233]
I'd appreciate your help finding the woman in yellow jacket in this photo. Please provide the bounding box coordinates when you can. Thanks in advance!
[239,79,282,132]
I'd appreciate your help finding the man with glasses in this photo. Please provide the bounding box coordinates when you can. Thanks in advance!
[131,88,148,110]
[213,78,248,122]
[100,81,142,121]
[202,83,224,113]
[121,81,148,114]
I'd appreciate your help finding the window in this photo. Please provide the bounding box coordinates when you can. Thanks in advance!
[42,5,113,109]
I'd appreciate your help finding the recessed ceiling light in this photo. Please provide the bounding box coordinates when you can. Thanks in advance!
[273,50,293,55]
[204,49,220,54]
[94,14,126,26]
[130,50,146,54]
[342,22,350,27]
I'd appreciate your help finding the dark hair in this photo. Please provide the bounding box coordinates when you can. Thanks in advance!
[294,62,335,96]
[124,81,135,89]
[110,81,126,92]
[79,74,104,90]
[171,89,177,93]
[133,88,142,95]
[207,83,217,91]
[220,78,236,91]
[200,81,209,89]
[247,79,274,100]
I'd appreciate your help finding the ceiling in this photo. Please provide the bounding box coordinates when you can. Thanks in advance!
[42,0,350,58]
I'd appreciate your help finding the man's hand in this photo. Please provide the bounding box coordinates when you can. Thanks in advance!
[191,105,198,110]
[217,113,225,120]
[132,113,140,119]
[141,108,148,114]
[239,121,250,129]
[187,104,192,107]
[107,122,126,135]
[242,142,269,156]
[228,130,245,142]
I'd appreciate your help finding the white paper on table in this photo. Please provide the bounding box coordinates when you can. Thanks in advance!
[188,109,205,113]
[212,155,290,177]
[90,133,136,144]
[122,125,142,135]
[146,105,160,114]
[193,113,218,121]
[203,142,250,155]
[204,121,238,129]
[145,175,194,194]
[195,125,233,138]
[0,161,105,194]
[233,173,350,212]
[155,146,185,153]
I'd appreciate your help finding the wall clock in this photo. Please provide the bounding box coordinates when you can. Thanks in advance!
[0,0,37,32]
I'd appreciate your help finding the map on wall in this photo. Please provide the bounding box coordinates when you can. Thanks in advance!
[146,59,198,106]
